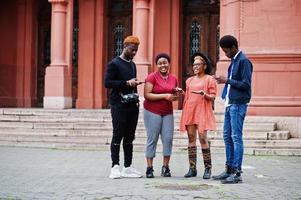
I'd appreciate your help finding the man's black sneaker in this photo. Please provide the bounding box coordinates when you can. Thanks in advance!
[146,166,154,178]
[161,166,171,177]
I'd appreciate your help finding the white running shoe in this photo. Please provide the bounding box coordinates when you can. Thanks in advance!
[109,165,121,179]
[121,166,143,178]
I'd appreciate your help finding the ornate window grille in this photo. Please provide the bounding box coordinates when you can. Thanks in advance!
[114,24,125,57]
[216,24,220,62]
[190,20,201,59]
[72,27,79,65]
[72,0,79,66]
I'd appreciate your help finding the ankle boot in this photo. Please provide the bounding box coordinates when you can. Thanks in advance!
[184,146,197,177]
[184,168,197,178]
[161,165,171,177]
[201,148,212,179]
[203,168,211,179]
[221,168,242,184]
[146,166,154,178]
[212,165,232,180]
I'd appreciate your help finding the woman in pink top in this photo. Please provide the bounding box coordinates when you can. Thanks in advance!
[180,52,217,179]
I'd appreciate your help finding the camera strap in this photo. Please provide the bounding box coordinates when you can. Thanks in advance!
[119,90,136,96]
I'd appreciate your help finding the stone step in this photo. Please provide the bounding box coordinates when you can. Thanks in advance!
[0,108,296,156]
[0,108,198,117]
[207,138,301,149]
[251,148,301,156]
[0,121,276,132]
[0,115,110,122]
[0,128,290,140]
[0,108,287,123]
[206,130,290,140]
[0,111,282,124]
[133,138,301,149]
[0,134,110,145]
[0,138,300,156]
[0,140,111,150]
[0,108,113,116]
[0,133,297,149]
[177,147,301,156]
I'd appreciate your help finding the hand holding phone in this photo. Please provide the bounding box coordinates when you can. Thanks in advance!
[213,75,227,84]
[172,87,184,94]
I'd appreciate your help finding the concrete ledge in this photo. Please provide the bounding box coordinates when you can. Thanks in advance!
[268,131,290,140]
[43,97,72,109]
[254,148,301,156]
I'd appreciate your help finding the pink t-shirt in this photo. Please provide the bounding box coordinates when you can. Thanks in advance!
[143,71,178,115]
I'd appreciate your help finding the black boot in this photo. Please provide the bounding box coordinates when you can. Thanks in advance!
[203,168,211,179]
[184,168,197,178]
[202,148,212,179]
[212,165,232,180]
[221,169,242,184]
[161,165,171,177]
[146,166,154,178]
[184,146,197,178]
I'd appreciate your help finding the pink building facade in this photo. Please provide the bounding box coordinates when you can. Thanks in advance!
[0,0,300,116]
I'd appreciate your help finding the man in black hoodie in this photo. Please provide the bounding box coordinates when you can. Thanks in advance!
[105,36,143,179]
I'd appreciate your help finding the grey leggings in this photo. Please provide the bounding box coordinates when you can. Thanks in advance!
[143,109,174,158]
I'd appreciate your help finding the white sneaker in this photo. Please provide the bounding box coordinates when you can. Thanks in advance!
[121,166,143,178]
[109,165,121,179]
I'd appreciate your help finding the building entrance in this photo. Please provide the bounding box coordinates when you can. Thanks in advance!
[37,0,51,107]
[105,0,133,108]
[37,0,79,107]
[107,0,133,61]
[182,0,220,86]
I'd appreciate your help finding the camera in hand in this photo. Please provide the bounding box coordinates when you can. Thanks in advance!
[120,93,139,104]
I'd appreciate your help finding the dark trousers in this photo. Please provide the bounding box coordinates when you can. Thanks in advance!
[110,104,139,167]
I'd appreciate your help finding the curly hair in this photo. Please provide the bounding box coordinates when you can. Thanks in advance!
[191,52,212,75]
[155,53,171,64]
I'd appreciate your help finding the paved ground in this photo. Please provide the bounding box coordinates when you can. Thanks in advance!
[0,146,301,200]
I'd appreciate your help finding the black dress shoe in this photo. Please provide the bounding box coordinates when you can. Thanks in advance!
[203,168,211,179]
[212,165,232,180]
[161,166,171,177]
[184,168,197,178]
[221,174,242,184]
[146,166,154,178]
[212,171,230,180]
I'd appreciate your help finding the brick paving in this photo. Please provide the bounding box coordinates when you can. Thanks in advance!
[0,146,301,200]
